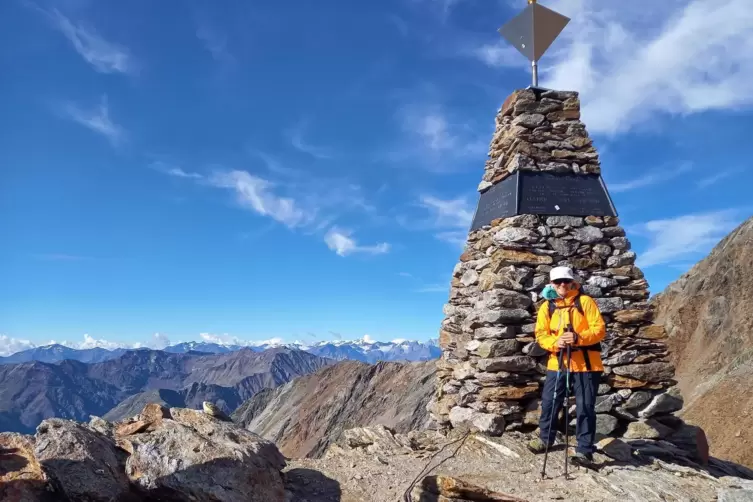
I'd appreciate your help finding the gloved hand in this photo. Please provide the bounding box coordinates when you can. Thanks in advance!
[541,284,559,300]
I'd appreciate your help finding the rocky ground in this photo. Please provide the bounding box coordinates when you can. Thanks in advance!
[286,426,753,502]
[3,404,753,501]
[654,216,753,467]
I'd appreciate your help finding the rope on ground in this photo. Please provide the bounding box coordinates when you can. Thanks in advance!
[401,430,471,502]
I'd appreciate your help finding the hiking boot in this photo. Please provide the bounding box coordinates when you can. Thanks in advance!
[570,451,594,467]
[527,437,551,454]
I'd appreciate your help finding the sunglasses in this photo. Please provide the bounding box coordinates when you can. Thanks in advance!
[553,279,573,285]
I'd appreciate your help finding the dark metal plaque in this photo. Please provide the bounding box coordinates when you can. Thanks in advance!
[470,173,518,231]
[518,172,616,216]
[470,171,617,231]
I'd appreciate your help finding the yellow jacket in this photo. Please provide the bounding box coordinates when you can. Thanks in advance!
[535,287,606,372]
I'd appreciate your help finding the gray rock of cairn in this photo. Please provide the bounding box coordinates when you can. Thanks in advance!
[430,89,682,441]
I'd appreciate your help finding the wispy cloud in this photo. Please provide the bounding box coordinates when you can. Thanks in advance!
[415,284,448,293]
[287,119,335,159]
[208,170,313,228]
[35,6,135,75]
[196,20,235,66]
[696,168,744,189]
[608,163,692,193]
[400,195,473,247]
[475,0,753,135]
[150,162,204,179]
[62,95,125,146]
[633,209,746,267]
[388,104,487,171]
[0,333,169,356]
[324,228,390,257]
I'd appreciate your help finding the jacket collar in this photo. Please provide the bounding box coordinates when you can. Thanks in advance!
[555,286,580,306]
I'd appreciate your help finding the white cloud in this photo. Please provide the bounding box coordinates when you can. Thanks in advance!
[609,163,692,193]
[0,332,170,356]
[287,119,334,159]
[62,95,125,146]
[696,168,743,189]
[208,170,312,228]
[634,209,745,267]
[397,105,487,164]
[43,8,134,75]
[0,334,37,357]
[401,195,474,247]
[419,195,474,229]
[196,21,235,66]
[476,0,753,135]
[199,333,285,347]
[324,228,390,257]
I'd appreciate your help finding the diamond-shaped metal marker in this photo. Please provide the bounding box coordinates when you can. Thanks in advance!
[498,0,570,88]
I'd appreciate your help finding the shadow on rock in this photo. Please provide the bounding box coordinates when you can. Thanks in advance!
[283,468,343,502]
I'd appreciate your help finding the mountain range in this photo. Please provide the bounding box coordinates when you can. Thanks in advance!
[0,347,329,433]
[0,337,441,366]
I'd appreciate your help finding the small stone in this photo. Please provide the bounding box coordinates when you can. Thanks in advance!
[639,388,684,418]
[465,340,483,353]
[573,226,604,243]
[476,356,537,373]
[598,383,612,396]
[478,181,493,192]
[581,284,602,297]
[596,437,633,462]
[474,326,517,340]
[614,309,653,323]
[491,249,554,267]
[607,252,637,267]
[611,237,630,250]
[494,227,539,246]
[593,243,612,258]
[482,289,532,309]
[595,394,621,413]
[448,407,505,436]
[608,374,648,389]
[585,216,604,227]
[595,414,619,435]
[588,276,618,289]
[547,237,580,257]
[512,113,546,128]
[623,419,673,439]
[637,325,667,339]
[594,297,624,314]
[475,340,521,358]
[461,269,479,287]
[612,362,675,383]
[479,384,540,401]
[603,350,639,366]
[546,216,584,228]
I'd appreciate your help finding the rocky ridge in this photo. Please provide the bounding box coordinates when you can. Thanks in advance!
[654,216,753,467]
[0,348,331,433]
[433,88,681,443]
[233,360,436,458]
[3,403,753,502]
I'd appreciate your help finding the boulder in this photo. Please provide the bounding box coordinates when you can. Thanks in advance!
[0,432,56,502]
[595,414,619,435]
[448,407,505,436]
[596,437,633,462]
[411,475,526,502]
[34,419,131,502]
[639,388,684,418]
[612,362,675,383]
[125,407,286,501]
[623,419,674,440]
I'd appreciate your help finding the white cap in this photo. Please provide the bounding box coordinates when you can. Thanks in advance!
[550,266,577,282]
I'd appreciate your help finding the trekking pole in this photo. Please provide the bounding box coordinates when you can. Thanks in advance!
[541,348,566,480]
[563,341,572,479]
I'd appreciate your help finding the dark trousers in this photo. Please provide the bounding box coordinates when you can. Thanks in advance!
[539,369,601,455]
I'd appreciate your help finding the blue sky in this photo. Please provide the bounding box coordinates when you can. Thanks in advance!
[1,0,752,353]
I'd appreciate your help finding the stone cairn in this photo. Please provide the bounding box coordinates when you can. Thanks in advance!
[431,88,685,443]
